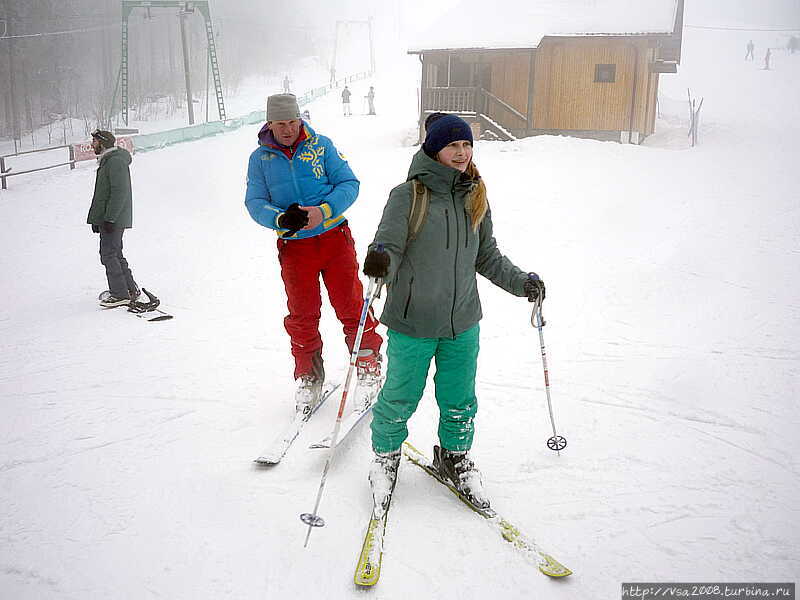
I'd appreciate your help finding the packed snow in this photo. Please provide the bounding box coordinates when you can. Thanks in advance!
[1,21,799,600]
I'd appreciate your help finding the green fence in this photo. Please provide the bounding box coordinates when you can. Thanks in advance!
[0,71,373,188]
[132,112,262,152]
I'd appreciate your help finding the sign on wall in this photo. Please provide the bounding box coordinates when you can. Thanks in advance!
[71,137,135,163]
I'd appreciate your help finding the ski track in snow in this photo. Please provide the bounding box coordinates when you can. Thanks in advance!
[2,23,800,600]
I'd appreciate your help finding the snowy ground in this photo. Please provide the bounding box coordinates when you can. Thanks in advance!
[1,27,799,600]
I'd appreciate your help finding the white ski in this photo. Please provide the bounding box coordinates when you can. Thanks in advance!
[254,383,340,465]
[309,375,383,449]
[309,402,374,449]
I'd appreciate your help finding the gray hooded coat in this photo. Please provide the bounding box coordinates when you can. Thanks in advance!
[370,149,528,339]
[86,147,133,228]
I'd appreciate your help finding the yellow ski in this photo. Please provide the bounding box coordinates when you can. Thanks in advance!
[353,514,386,586]
[402,441,572,578]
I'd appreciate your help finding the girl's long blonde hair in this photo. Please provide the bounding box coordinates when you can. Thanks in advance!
[465,161,488,232]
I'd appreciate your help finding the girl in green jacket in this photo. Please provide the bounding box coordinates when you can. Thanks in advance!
[363,114,545,511]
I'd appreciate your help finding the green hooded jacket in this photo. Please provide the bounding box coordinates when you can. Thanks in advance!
[86,147,133,228]
[370,149,528,339]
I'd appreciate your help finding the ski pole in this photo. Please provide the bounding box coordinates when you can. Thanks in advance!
[300,275,382,547]
[530,295,567,455]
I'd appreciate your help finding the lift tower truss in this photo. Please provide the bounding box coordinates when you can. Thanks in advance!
[120,1,226,126]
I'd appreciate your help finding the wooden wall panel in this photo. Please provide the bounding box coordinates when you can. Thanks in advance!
[642,48,660,136]
[487,52,529,130]
[533,37,655,135]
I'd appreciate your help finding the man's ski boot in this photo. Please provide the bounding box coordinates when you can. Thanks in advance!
[294,375,323,416]
[433,445,491,510]
[368,450,400,518]
[355,350,383,411]
[295,352,325,416]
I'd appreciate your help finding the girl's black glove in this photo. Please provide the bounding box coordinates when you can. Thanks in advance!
[524,272,546,302]
[363,247,390,278]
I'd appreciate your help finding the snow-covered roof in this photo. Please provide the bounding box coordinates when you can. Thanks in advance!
[408,0,680,52]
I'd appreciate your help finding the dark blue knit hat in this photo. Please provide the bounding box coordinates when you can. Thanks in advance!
[423,115,473,157]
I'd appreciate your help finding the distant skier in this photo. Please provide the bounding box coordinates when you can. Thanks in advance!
[362,114,545,512]
[745,40,755,61]
[366,86,376,115]
[764,47,772,70]
[244,93,383,413]
[283,75,291,93]
[86,130,141,308]
[341,85,352,116]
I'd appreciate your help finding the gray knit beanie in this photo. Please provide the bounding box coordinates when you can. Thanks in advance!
[266,93,301,121]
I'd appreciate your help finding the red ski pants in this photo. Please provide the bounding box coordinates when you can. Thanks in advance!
[277,223,383,380]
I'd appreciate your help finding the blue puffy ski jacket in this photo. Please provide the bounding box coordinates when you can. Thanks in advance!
[244,121,359,239]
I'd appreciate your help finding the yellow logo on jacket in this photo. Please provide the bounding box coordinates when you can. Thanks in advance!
[297,136,325,179]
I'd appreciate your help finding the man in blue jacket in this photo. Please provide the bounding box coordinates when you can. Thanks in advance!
[245,93,383,413]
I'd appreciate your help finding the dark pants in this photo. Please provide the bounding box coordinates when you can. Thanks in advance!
[99,228,138,298]
[277,223,382,380]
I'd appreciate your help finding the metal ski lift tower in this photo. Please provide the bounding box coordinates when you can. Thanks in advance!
[120,1,226,126]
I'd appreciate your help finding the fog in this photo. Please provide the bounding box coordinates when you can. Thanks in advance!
[0,0,797,148]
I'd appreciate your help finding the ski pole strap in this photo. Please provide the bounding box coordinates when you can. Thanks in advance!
[531,296,545,328]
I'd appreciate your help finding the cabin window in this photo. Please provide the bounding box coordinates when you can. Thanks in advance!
[594,64,616,83]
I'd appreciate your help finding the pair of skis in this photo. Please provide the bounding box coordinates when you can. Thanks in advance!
[253,383,377,465]
[354,441,572,587]
[257,275,385,467]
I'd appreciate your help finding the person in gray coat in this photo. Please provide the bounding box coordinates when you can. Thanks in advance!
[86,130,139,307]
[361,115,545,511]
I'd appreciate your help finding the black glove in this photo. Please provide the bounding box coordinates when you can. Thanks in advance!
[277,203,309,232]
[524,272,546,302]
[363,247,390,278]
[91,224,100,233]
[102,221,115,233]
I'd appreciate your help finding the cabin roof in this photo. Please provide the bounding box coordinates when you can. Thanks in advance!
[408,0,680,53]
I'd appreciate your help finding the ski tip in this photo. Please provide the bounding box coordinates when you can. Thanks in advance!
[354,572,380,587]
[253,456,280,466]
[354,552,382,587]
[354,519,384,587]
[538,554,572,578]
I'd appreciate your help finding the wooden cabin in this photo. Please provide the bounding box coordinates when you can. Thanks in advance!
[408,0,684,144]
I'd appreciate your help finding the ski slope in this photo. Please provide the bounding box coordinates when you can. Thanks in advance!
[1,27,799,600]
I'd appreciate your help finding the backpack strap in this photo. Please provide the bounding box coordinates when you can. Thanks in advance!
[408,179,430,244]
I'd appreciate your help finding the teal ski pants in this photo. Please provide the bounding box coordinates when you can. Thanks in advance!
[371,325,479,454]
